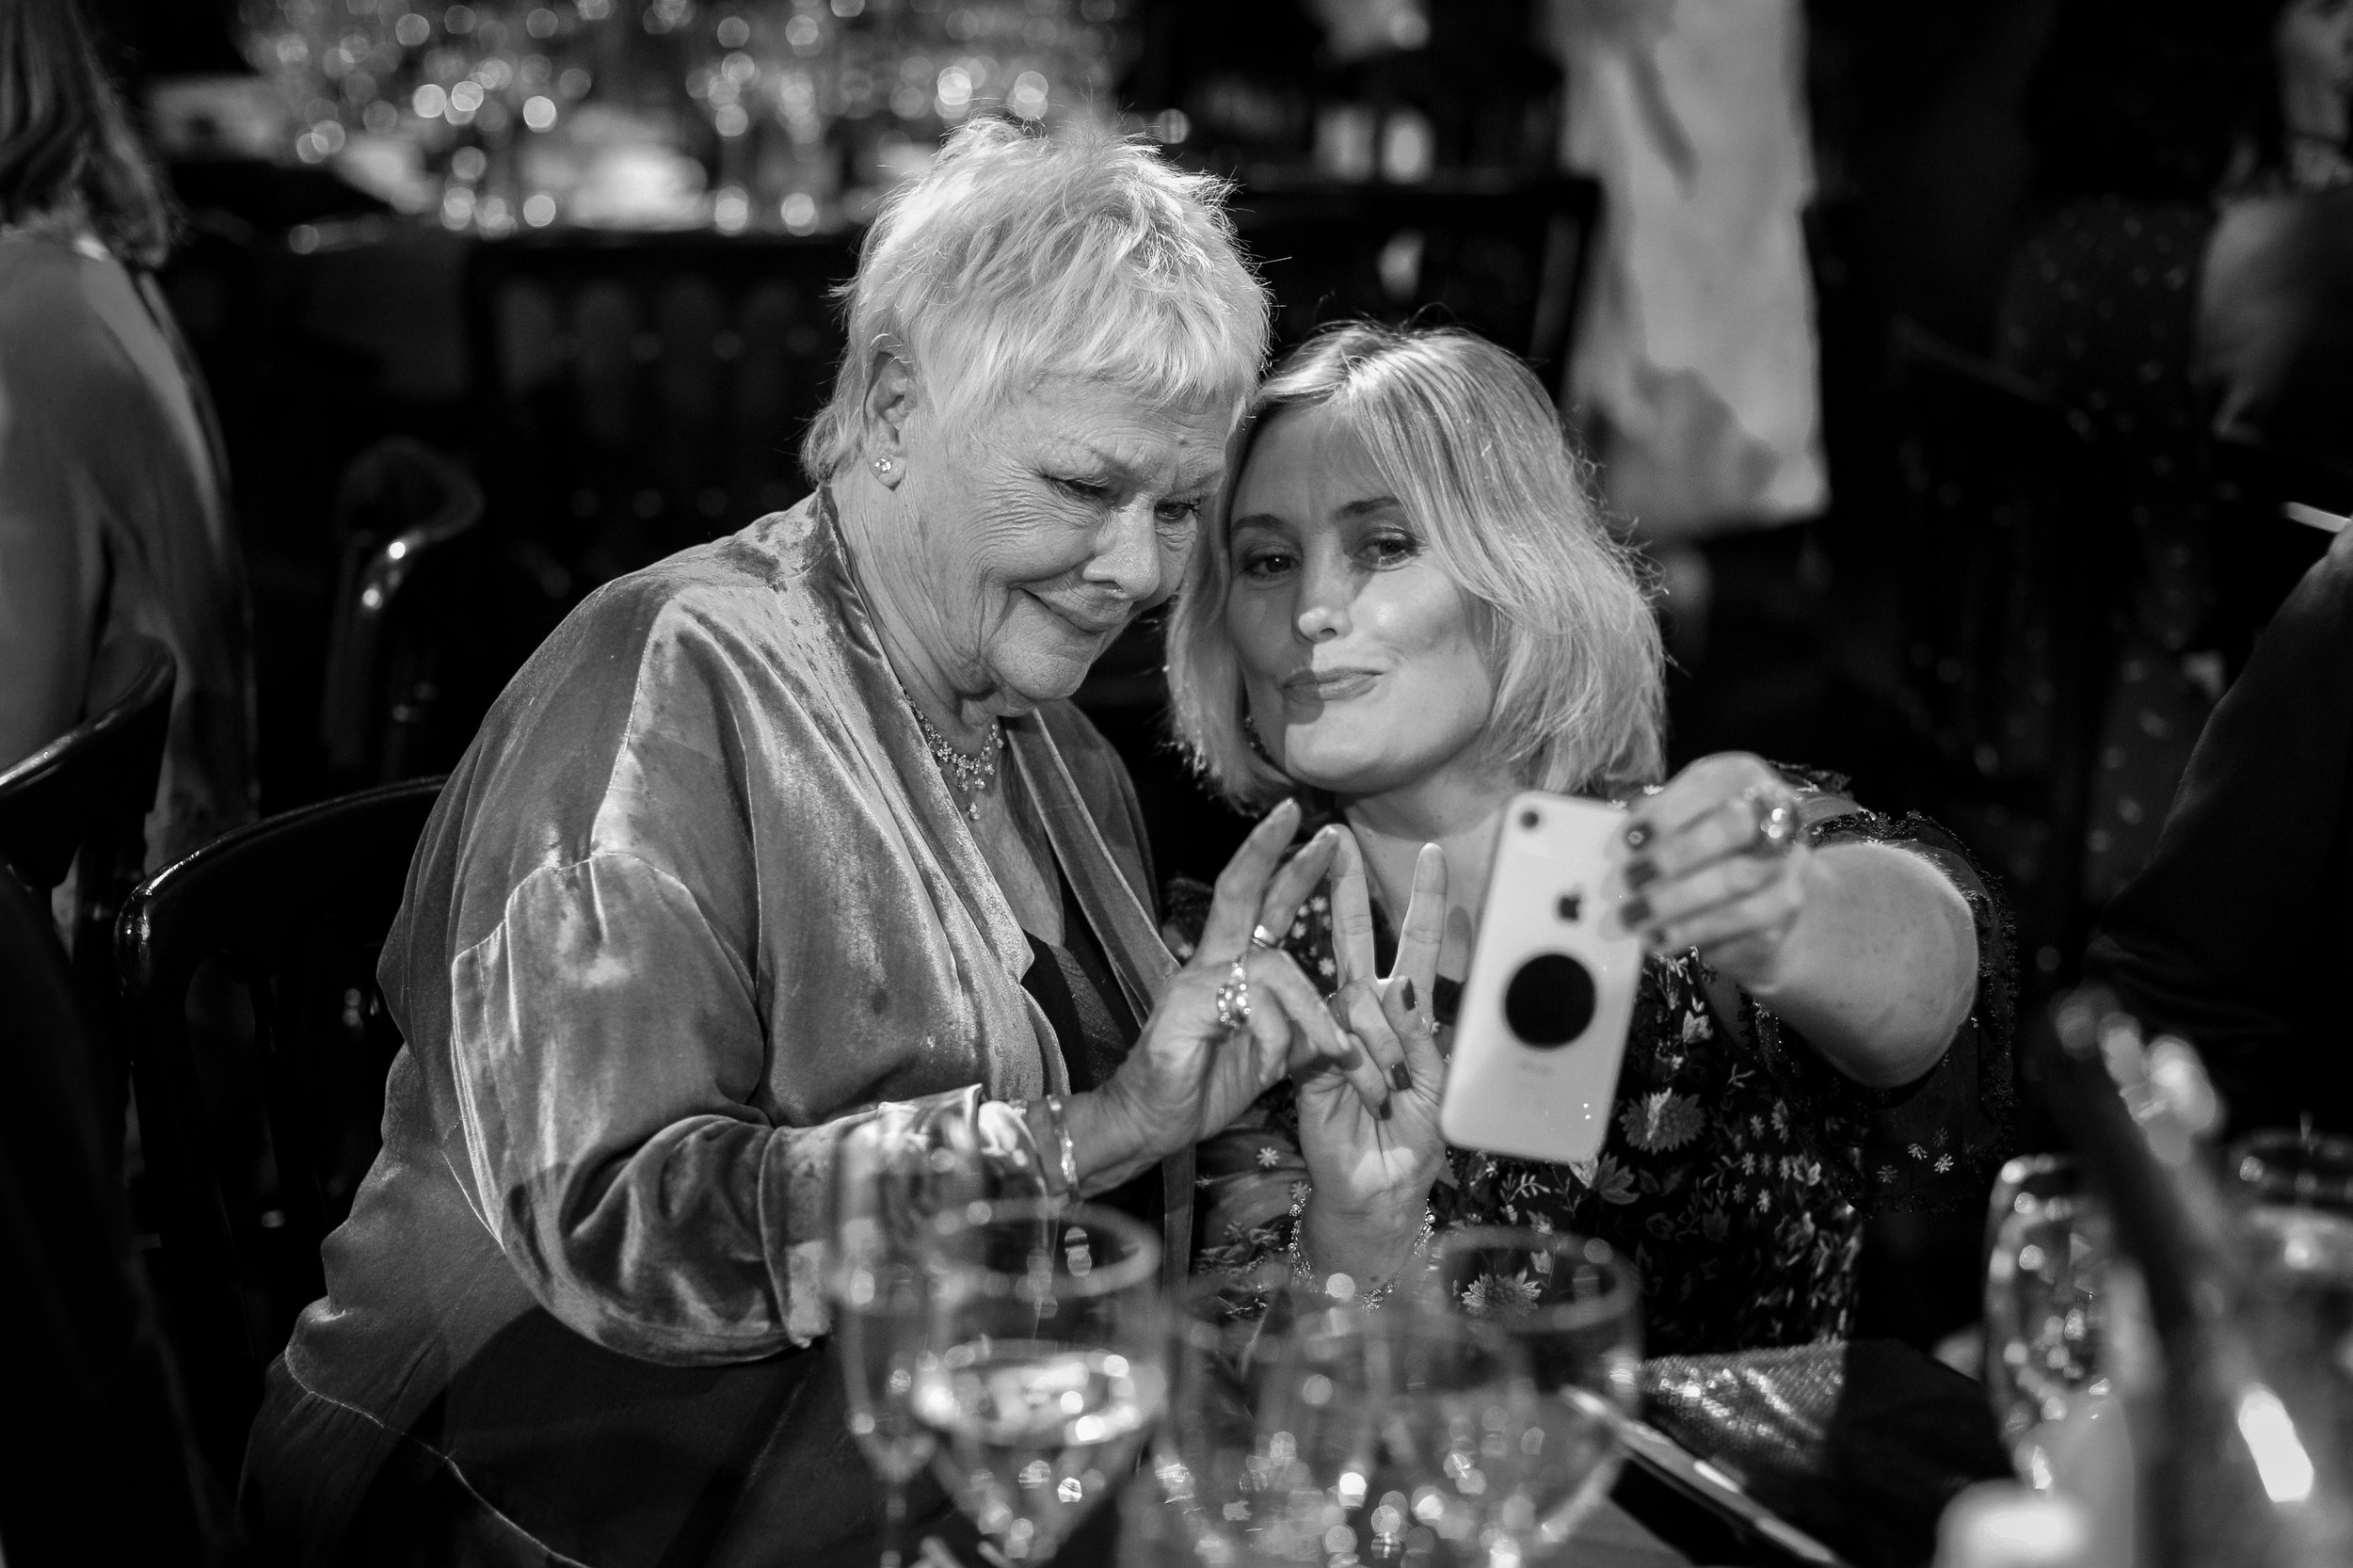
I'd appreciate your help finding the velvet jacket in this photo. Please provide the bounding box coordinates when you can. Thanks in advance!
[245,497,1180,1566]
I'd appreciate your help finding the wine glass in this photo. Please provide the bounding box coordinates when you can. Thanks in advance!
[1268,1303,1545,1568]
[830,1107,956,1568]
[915,1199,1167,1564]
[2232,1127,2353,1219]
[1419,1228,1642,1557]
[1983,1161,2111,1488]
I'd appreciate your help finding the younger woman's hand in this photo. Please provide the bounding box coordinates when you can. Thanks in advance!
[1292,830,1449,1235]
[1609,752,1814,992]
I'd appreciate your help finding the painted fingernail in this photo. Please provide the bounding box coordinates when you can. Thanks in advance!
[1624,821,1652,850]
[1379,1094,1394,1121]
[1390,1063,1413,1091]
[1625,857,1658,890]
[1620,895,1652,927]
[1402,979,1417,1012]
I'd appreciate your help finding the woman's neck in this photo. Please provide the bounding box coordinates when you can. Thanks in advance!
[830,478,996,748]
[1339,763,1517,980]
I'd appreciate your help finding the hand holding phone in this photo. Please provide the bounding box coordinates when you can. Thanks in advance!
[1439,792,1644,1167]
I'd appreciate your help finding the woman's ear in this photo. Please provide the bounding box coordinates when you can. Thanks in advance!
[861,343,916,489]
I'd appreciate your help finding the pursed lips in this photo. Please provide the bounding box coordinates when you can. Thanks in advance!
[1280,666,1382,701]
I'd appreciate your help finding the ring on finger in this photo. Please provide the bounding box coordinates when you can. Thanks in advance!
[1249,923,1283,952]
[1214,954,1253,1032]
[1738,783,1803,858]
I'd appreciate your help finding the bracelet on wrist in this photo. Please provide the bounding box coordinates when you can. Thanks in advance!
[1285,1181,1436,1310]
[1010,1096,1080,1198]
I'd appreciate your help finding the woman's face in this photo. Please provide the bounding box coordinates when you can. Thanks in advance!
[892,374,1228,713]
[1224,403,1497,798]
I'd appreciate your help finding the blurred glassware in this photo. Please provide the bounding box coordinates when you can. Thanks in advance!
[829,1106,969,1568]
[917,1199,1165,1565]
[1984,1156,2113,1490]
[1418,1227,1641,1558]
[236,0,1135,236]
[2233,1128,2353,1219]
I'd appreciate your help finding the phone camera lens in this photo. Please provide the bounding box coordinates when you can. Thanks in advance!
[1518,808,1541,830]
[1503,952,1596,1048]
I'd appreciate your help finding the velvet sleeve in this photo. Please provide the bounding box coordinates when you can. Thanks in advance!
[447,853,1042,1364]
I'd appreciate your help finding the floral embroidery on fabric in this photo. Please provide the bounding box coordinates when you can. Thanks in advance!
[1173,778,2016,1356]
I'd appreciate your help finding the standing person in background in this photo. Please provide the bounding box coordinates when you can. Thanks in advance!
[0,0,256,870]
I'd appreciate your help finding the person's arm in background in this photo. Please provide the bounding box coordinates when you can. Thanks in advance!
[2086,524,2353,1131]
[0,392,100,769]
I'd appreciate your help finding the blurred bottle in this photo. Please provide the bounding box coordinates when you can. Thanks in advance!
[2038,988,2353,1567]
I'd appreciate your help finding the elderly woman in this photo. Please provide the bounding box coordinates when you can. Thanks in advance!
[1168,324,2015,1353]
[243,122,1377,1566]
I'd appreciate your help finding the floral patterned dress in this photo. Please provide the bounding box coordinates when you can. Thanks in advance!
[1176,778,2016,1356]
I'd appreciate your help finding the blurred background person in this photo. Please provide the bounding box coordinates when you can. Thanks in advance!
[0,0,255,872]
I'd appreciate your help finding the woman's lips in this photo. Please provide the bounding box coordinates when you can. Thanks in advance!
[1028,591,1128,639]
[1281,668,1381,701]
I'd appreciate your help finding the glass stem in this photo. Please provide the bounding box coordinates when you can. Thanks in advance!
[881,1478,910,1568]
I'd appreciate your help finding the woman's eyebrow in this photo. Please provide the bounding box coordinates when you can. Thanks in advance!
[1227,510,1285,533]
[1336,494,1403,519]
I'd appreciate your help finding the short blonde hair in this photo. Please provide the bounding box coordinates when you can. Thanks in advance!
[801,117,1268,480]
[1167,323,1666,808]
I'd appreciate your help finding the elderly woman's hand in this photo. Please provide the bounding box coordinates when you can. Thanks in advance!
[1609,751,1814,993]
[1064,800,1397,1194]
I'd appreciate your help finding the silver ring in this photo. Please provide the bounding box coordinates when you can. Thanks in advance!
[1740,784,1802,857]
[1249,923,1282,951]
[1214,954,1252,1032]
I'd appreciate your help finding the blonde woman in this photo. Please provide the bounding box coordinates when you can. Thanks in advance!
[1167,323,2015,1352]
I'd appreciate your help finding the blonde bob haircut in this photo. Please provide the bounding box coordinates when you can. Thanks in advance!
[801,116,1269,481]
[1168,323,1667,808]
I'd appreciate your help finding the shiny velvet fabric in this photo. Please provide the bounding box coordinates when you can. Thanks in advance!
[242,498,1178,1565]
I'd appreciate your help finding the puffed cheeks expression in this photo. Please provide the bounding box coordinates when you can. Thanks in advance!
[1224,404,1498,796]
[896,376,1230,711]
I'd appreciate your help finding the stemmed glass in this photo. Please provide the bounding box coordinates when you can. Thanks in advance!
[1982,1154,2112,1488]
[829,1108,954,1568]
[914,1199,1167,1564]
[1419,1228,1643,1558]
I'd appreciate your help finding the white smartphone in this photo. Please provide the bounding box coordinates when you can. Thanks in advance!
[1439,791,1643,1167]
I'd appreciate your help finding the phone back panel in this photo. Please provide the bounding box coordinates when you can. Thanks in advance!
[1439,791,1642,1167]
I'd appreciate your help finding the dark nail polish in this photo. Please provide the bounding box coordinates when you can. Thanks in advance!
[1621,895,1652,927]
[1390,1063,1412,1091]
[1379,1094,1394,1121]
[1402,978,1417,1011]
[1625,857,1658,890]
[1624,821,1652,850]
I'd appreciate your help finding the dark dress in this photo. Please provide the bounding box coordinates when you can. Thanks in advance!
[1179,778,2015,1356]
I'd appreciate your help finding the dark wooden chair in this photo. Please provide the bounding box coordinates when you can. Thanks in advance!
[318,438,487,786]
[1887,318,2128,992]
[0,851,239,1563]
[0,632,176,1102]
[117,775,445,1477]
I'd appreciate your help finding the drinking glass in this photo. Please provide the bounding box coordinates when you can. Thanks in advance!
[1419,1229,1643,1556]
[916,1199,1167,1564]
[2231,1128,2353,1219]
[830,1108,963,1568]
[1270,1304,1545,1568]
[1983,1156,2111,1488]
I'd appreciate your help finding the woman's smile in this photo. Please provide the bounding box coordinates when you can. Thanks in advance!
[1279,664,1384,703]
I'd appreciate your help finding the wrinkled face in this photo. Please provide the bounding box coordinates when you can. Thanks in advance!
[892,374,1228,712]
[1224,403,1497,797]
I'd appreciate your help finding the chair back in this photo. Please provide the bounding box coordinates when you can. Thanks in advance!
[117,776,444,1475]
[0,632,176,1021]
[465,232,855,602]
[318,439,488,785]
[1887,319,2126,985]
[0,839,238,1561]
